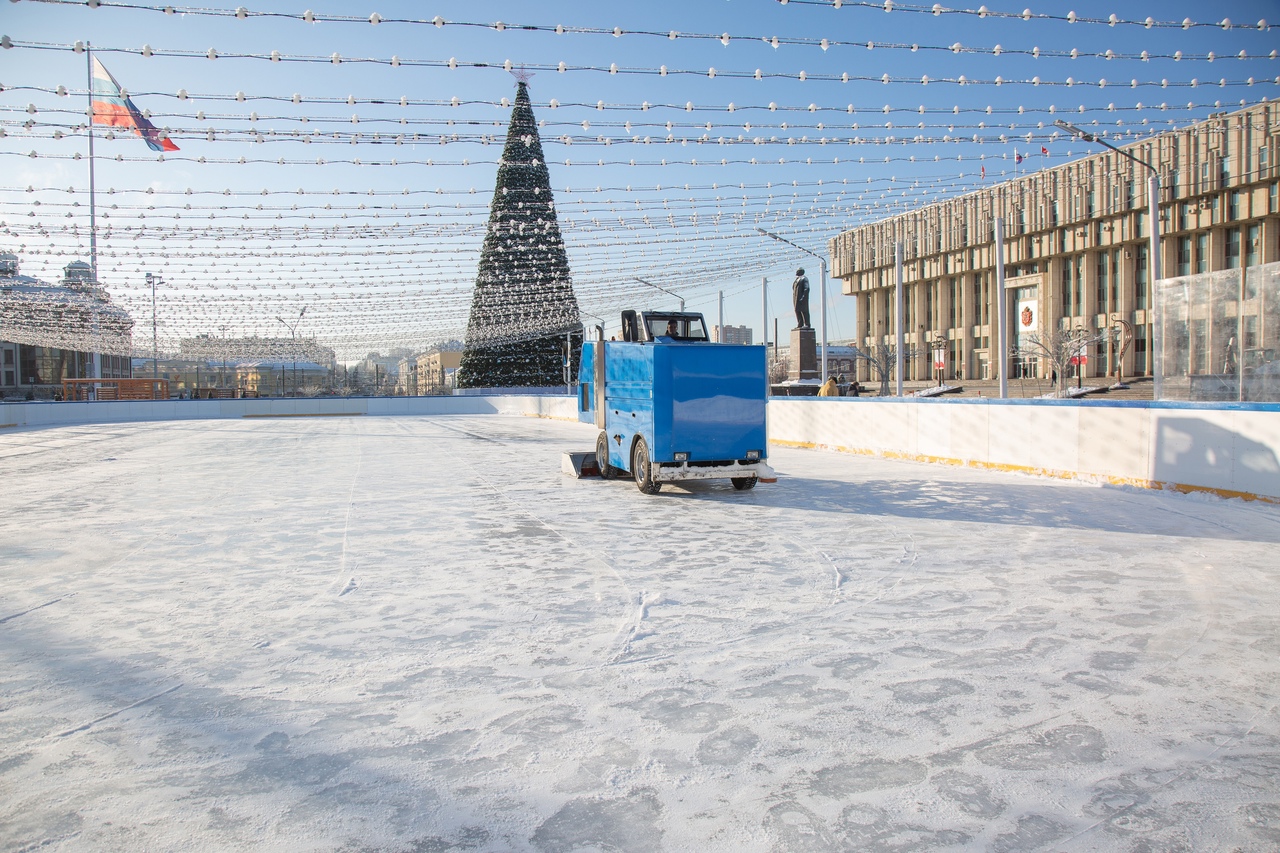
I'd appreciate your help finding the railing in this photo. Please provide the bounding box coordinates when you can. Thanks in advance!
[62,378,169,401]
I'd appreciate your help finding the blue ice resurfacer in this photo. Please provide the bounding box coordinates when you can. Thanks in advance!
[578,310,777,494]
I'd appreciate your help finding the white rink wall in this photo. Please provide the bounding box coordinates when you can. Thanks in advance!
[3,394,1277,501]
[768,397,1280,502]
[0,394,581,426]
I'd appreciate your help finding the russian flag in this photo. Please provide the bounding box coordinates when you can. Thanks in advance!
[91,56,178,152]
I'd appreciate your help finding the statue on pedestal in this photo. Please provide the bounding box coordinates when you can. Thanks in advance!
[792,268,811,329]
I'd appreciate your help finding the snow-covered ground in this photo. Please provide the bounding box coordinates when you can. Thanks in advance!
[2,415,1278,852]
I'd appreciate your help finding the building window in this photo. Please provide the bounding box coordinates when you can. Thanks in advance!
[1177,236,1192,277]
[1073,256,1083,316]
[1110,250,1119,311]
[948,278,957,328]
[1229,191,1241,222]
[1225,229,1240,270]
[1196,233,1209,274]
[1066,259,1077,317]
[1062,258,1073,314]
[1245,223,1261,298]
[1243,314,1258,349]
[1135,245,1149,311]
[1134,327,1148,375]
[1096,252,1109,310]
[1192,319,1208,373]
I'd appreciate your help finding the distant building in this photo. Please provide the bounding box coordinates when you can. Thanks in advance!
[713,324,753,345]
[236,360,330,397]
[351,352,401,394]
[831,101,1279,384]
[417,341,464,395]
[165,334,338,396]
[1,254,133,398]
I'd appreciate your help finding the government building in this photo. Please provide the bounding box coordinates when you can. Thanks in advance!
[830,101,1280,386]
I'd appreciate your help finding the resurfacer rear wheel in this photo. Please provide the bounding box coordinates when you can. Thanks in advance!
[596,431,615,479]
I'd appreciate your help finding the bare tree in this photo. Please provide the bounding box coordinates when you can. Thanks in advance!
[850,343,918,397]
[1012,325,1110,397]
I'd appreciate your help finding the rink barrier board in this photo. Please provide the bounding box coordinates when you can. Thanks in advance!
[767,397,1280,504]
[2,394,1277,502]
[770,439,1280,505]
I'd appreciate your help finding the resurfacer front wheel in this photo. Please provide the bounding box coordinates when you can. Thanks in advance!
[632,437,661,494]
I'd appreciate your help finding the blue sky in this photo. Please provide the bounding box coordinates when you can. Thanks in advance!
[2,0,1277,359]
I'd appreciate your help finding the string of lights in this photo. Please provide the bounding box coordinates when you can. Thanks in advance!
[12,0,1274,43]
[17,103,1270,135]
[777,0,1269,31]
[9,82,1265,119]
[9,40,1278,90]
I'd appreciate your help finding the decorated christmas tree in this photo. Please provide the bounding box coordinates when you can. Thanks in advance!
[457,78,581,388]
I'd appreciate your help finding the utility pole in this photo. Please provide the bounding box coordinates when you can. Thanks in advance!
[717,291,724,342]
[994,217,1009,399]
[276,305,307,397]
[1055,120,1163,393]
[146,272,159,381]
[761,276,769,354]
[894,242,904,396]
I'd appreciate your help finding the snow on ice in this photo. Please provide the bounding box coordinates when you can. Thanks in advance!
[1,415,1279,851]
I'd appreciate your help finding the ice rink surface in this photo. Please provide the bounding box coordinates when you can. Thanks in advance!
[2,414,1279,852]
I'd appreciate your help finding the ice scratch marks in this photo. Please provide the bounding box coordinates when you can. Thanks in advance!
[54,683,182,738]
[821,550,845,590]
[607,590,664,664]
[336,436,363,578]
[0,593,75,625]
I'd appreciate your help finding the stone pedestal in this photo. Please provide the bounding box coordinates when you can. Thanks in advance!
[789,327,818,381]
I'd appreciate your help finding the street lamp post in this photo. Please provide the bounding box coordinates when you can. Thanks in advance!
[145,272,160,381]
[756,227,829,383]
[633,277,685,312]
[218,324,228,391]
[1055,120,1163,391]
[276,305,307,398]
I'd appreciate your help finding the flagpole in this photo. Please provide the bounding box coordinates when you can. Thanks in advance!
[86,42,101,389]
[86,43,97,283]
